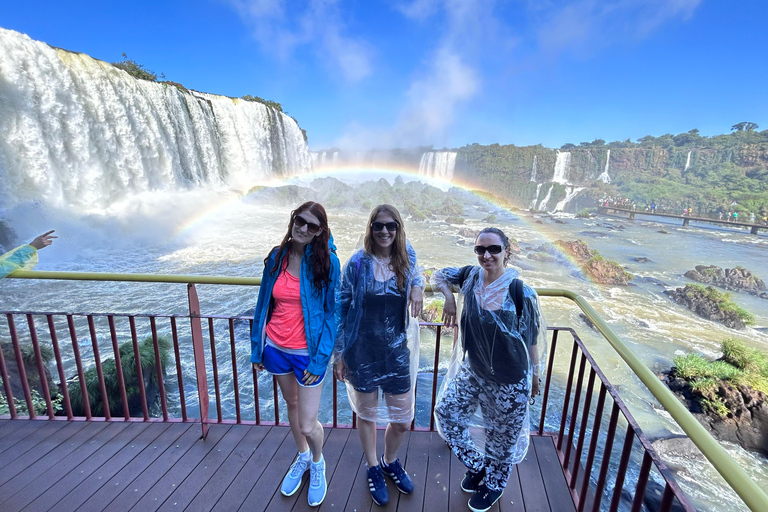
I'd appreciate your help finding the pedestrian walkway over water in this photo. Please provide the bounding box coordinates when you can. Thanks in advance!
[0,419,576,512]
[597,206,767,235]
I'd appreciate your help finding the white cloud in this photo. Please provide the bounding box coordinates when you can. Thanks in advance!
[534,0,702,55]
[225,0,372,83]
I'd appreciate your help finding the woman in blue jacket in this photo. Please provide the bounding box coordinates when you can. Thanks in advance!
[251,201,340,507]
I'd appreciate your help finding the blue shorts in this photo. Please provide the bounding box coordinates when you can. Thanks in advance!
[262,344,325,388]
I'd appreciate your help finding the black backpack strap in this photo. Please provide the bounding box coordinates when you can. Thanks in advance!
[458,265,473,287]
[510,278,524,330]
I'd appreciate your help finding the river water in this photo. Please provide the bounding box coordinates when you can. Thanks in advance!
[1,174,766,511]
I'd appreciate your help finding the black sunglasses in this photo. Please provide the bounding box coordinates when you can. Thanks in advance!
[474,245,503,255]
[371,221,399,232]
[294,216,323,234]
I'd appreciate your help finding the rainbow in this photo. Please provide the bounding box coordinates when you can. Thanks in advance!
[175,164,588,280]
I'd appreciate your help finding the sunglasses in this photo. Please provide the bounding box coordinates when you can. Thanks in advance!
[474,245,503,255]
[294,216,323,234]
[371,221,399,232]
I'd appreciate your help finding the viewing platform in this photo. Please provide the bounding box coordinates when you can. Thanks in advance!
[1,271,767,512]
[597,206,767,235]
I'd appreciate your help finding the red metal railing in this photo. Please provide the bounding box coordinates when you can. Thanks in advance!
[0,284,694,511]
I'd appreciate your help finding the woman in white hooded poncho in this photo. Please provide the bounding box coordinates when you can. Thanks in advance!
[432,227,546,512]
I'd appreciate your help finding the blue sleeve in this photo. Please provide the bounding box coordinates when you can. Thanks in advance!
[334,254,358,354]
[250,253,275,364]
[307,253,340,375]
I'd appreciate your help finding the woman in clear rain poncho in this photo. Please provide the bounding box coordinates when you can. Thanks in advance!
[432,227,546,512]
[334,204,424,506]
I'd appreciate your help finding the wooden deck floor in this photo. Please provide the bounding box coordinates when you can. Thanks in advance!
[0,419,576,512]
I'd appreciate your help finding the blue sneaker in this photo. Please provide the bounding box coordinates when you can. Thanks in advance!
[380,455,414,494]
[281,454,309,496]
[367,464,389,505]
[308,457,327,506]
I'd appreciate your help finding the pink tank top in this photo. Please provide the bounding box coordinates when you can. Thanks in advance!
[265,267,308,350]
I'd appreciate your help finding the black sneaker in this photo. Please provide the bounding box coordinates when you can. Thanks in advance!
[367,464,389,506]
[468,484,503,512]
[461,468,486,493]
[380,455,414,494]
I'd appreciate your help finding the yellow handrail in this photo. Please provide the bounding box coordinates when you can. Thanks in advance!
[5,270,768,512]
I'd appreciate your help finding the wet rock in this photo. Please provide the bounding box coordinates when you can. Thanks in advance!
[535,220,543,224]
[633,276,668,287]
[664,285,747,330]
[457,228,479,239]
[554,240,593,261]
[554,219,567,224]
[684,265,768,299]
[579,313,597,331]
[527,252,557,262]
[663,372,768,456]
[657,229,670,234]
[633,257,651,263]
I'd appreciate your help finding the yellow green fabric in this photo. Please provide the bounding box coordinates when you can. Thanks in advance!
[0,245,38,278]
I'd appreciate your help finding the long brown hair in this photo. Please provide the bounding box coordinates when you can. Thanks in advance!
[364,204,410,290]
[265,201,332,291]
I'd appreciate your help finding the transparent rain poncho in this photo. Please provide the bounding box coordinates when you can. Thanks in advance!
[334,242,424,424]
[432,265,547,464]
[0,245,38,279]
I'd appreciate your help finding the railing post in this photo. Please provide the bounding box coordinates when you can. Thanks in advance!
[188,283,210,439]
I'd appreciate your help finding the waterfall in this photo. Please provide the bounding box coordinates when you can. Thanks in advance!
[552,151,571,184]
[530,183,543,210]
[597,149,611,183]
[554,186,585,212]
[530,156,538,182]
[0,28,311,212]
[537,185,554,211]
[684,151,692,172]
[419,151,456,181]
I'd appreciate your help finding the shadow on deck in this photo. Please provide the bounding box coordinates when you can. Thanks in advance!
[0,419,575,512]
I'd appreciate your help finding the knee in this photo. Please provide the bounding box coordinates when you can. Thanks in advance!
[283,394,299,411]
[390,422,409,435]
[300,419,320,438]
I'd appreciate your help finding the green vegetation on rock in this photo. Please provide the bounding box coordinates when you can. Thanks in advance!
[673,338,768,417]
[689,284,756,326]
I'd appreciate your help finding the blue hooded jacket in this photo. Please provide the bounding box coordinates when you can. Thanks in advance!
[250,235,340,376]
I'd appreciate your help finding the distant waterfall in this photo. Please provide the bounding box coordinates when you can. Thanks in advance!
[311,151,339,169]
[537,185,554,211]
[530,156,538,182]
[419,151,456,181]
[530,183,543,209]
[684,151,692,172]
[597,149,611,183]
[0,28,311,211]
[552,151,571,184]
[554,186,585,212]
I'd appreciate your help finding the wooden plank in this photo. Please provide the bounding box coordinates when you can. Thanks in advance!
[22,422,150,512]
[0,422,129,511]
[0,419,71,464]
[447,439,467,512]
[54,422,175,512]
[290,427,350,512]
[424,431,451,512]
[126,424,232,512]
[319,428,362,512]
[517,439,550,512]
[0,419,67,456]
[396,430,430,512]
[238,426,302,512]
[0,421,90,484]
[78,422,193,512]
[532,436,576,512]
[210,426,289,512]
[157,424,251,511]
[184,424,270,511]
[498,465,525,512]
[342,431,373,512]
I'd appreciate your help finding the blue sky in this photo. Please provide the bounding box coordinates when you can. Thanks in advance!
[2,1,766,151]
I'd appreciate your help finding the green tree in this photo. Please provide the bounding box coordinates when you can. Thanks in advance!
[731,122,759,132]
[111,53,159,81]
